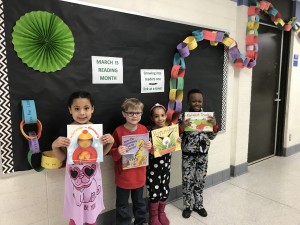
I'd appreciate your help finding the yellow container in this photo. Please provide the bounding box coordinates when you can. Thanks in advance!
[41,151,62,169]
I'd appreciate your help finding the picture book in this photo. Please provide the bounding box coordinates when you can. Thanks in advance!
[151,124,181,158]
[184,112,214,132]
[67,124,103,164]
[122,133,149,170]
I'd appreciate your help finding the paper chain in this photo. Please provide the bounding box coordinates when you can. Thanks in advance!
[20,100,61,171]
[166,0,299,125]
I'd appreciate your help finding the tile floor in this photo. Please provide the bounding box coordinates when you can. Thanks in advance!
[166,153,300,225]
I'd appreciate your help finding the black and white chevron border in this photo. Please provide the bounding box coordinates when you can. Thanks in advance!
[0,0,14,174]
[221,45,229,131]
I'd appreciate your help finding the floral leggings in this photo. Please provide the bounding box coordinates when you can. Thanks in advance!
[182,153,208,210]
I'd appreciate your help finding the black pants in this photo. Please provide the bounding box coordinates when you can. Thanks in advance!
[116,186,147,225]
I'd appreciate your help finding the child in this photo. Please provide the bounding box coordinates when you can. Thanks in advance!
[147,103,178,225]
[110,98,152,225]
[178,89,218,219]
[52,91,114,225]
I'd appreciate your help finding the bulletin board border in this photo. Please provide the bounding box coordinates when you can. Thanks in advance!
[0,0,14,174]
[222,45,229,131]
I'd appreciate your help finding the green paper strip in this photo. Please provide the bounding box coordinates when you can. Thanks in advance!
[170,78,177,89]
[177,77,184,91]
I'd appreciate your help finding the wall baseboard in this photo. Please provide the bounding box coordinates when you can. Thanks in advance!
[283,144,300,157]
[230,162,248,177]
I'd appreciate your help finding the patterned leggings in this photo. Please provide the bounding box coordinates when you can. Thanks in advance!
[147,153,171,203]
[182,154,208,210]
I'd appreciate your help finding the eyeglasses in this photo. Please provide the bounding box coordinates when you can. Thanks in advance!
[124,111,143,117]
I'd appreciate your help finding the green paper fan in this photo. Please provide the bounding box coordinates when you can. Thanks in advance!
[12,11,75,73]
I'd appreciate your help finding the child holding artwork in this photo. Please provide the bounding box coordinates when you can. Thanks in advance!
[178,89,218,219]
[52,91,114,225]
[110,98,152,225]
[147,103,180,225]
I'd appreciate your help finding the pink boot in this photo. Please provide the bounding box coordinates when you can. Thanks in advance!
[158,201,170,225]
[149,202,163,225]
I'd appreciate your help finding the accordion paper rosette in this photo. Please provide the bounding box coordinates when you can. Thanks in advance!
[12,11,75,73]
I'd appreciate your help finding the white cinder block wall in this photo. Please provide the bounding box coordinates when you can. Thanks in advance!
[1,0,299,224]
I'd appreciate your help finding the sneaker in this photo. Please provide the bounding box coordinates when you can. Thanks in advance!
[194,207,207,217]
[182,209,192,218]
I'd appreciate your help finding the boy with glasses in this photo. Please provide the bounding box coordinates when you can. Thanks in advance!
[110,98,152,225]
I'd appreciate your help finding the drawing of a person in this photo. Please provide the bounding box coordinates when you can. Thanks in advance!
[72,129,97,164]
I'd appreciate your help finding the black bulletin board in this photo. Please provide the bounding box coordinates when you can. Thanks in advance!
[1,0,227,172]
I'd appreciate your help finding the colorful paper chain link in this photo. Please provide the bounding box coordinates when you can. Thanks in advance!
[166,0,299,124]
[20,100,61,170]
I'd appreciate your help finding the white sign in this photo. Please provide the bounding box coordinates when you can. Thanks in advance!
[140,69,164,93]
[91,56,123,84]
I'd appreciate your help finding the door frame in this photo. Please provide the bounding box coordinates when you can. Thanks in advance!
[248,22,289,164]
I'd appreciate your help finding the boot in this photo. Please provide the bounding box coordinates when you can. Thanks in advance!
[158,201,170,225]
[149,202,162,225]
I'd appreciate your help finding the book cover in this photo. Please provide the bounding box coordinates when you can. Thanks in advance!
[184,112,214,132]
[151,124,181,158]
[122,133,149,170]
[67,124,103,164]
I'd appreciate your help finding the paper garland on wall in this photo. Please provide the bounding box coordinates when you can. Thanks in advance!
[20,100,62,171]
[166,0,300,124]
[12,11,75,73]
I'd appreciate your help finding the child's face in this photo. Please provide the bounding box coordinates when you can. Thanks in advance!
[151,107,166,128]
[122,106,143,125]
[188,93,203,112]
[68,98,94,124]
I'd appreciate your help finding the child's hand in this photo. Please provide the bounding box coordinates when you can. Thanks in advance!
[149,146,156,155]
[52,136,70,149]
[118,145,128,155]
[181,118,191,129]
[176,137,182,144]
[207,115,217,126]
[101,134,114,145]
[144,141,152,150]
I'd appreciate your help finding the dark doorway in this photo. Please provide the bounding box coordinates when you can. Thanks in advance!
[248,24,283,163]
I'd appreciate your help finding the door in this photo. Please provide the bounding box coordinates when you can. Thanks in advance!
[248,23,283,163]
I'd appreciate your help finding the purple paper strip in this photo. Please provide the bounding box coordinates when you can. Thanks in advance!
[175,100,182,113]
[248,59,256,68]
[228,46,240,61]
[177,42,190,58]
[215,32,225,42]
[28,131,40,154]
[243,57,250,66]
[168,101,175,110]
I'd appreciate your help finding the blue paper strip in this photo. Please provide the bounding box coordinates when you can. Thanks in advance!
[21,100,37,124]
